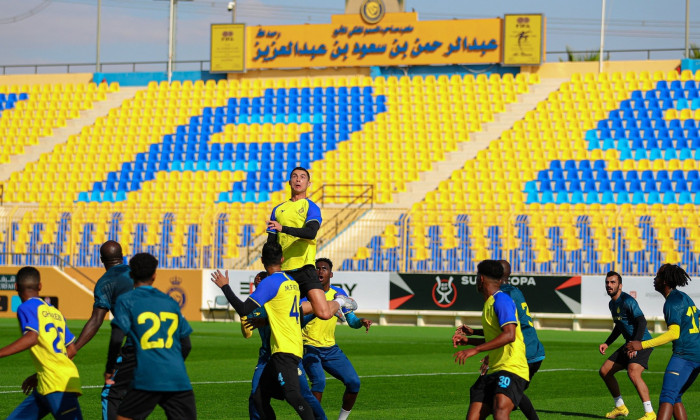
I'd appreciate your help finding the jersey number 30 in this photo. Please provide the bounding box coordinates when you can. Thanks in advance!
[138,312,179,350]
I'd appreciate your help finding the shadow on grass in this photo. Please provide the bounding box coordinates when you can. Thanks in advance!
[535,409,601,418]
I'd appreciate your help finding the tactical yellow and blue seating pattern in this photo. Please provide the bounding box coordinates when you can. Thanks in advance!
[1,73,530,268]
[344,70,700,275]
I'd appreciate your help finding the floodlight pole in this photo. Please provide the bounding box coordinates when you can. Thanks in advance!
[96,0,102,72]
[685,0,690,58]
[167,0,175,83]
[599,0,606,73]
[231,1,237,23]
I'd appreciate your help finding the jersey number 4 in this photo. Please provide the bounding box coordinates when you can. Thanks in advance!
[687,306,699,334]
[289,296,300,324]
[138,312,179,350]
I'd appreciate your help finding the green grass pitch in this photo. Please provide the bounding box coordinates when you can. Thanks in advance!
[0,318,698,419]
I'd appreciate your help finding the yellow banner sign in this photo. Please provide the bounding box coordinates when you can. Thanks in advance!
[502,14,544,66]
[246,13,503,69]
[211,23,246,73]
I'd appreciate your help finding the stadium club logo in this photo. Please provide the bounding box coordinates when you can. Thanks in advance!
[432,276,457,308]
[220,31,235,41]
[167,276,187,308]
[360,0,385,24]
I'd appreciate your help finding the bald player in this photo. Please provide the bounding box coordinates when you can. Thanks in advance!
[74,241,134,420]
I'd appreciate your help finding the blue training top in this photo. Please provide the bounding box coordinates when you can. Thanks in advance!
[112,286,193,392]
[500,284,545,363]
[609,291,652,342]
[664,289,700,363]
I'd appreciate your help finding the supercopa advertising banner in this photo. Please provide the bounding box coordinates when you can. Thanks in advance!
[390,273,581,313]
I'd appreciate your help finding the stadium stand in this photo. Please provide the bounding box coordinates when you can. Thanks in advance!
[342,69,700,276]
[0,73,533,269]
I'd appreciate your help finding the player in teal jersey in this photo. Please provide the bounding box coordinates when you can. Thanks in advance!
[0,266,82,420]
[73,241,135,420]
[453,260,529,420]
[599,271,656,420]
[627,264,700,420]
[107,253,195,420]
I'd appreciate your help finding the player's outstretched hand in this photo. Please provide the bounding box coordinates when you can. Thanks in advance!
[104,372,115,385]
[211,270,230,288]
[21,373,37,395]
[599,343,608,355]
[456,324,475,336]
[454,348,478,365]
[625,341,642,353]
[479,356,490,376]
[244,317,269,330]
[266,220,282,232]
[361,318,372,332]
[452,333,469,348]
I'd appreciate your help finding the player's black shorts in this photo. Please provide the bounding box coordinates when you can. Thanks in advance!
[470,370,529,407]
[608,344,653,369]
[102,345,137,420]
[259,352,304,400]
[117,389,196,420]
[286,264,323,298]
[528,360,542,381]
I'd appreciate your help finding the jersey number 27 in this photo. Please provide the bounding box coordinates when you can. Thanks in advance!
[138,311,179,350]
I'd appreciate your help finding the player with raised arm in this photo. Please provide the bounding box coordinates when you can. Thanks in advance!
[626,264,700,420]
[598,271,656,420]
[73,240,134,420]
[302,258,372,420]
[107,253,195,420]
[453,260,529,420]
[242,271,327,420]
[266,167,353,321]
[1,266,82,420]
[211,242,354,419]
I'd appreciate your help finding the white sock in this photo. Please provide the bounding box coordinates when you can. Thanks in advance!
[614,396,625,408]
[643,401,653,413]
[338,408,351,420]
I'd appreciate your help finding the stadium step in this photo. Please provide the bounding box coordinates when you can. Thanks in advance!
[316,208,407,266]
[383,77,567,209]
[321,77,567,268]
[0,87,141,182]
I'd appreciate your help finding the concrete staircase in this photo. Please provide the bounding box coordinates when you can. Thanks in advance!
[320,77,568,266]
[0,87,141,181]
[385,77,567,209]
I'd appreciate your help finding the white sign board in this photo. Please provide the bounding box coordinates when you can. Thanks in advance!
[202,270,390,311]
[581,275,700,318]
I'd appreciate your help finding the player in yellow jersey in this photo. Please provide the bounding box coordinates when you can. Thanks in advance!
[0,266,82,420]
[453,260,529,420]
[302,258,372,420]
[213,242,350,419]
[266,167,355,321]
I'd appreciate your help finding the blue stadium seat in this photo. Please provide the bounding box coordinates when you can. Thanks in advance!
[616,191,630,204]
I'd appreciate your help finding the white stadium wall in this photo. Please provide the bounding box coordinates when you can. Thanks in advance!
[201,270,390,312]
[581,275,700,318]
[198,271,700,329]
